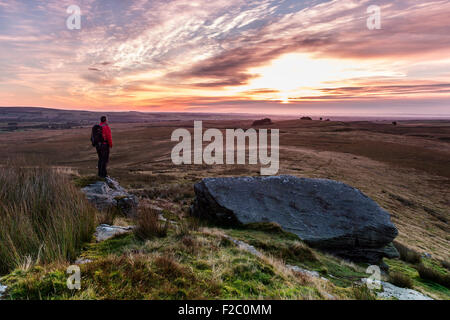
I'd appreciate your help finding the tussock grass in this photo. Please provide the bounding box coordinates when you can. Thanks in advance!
[388,271,413,288]
[95,207,120,225]
[351,284,376,300]
[0,166,96,274]
[393,241,422,264]
[134,207,168,240]
[416,263,450,288]
[441,260,450,271]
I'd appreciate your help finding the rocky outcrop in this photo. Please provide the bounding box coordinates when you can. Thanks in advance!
[362,279,433,300]
[81,177,138,217]
[192,175,399,264]
[94,224,134,242]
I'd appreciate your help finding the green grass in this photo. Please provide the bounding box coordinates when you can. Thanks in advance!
[1,227,344,300]
[384,258,450,300]
[226,227,368,288]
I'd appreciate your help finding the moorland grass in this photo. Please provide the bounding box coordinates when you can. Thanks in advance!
[0,166,96,274]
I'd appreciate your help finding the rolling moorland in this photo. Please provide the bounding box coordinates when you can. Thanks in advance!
[0,108,449,300]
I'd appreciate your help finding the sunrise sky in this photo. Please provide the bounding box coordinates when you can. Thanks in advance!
[0,0,449,116]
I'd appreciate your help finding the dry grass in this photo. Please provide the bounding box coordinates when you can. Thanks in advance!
[351,284,376,300]
[393,241,422,264]
[134,207,168,240]
[153,255,186,278]
[0,166,96,274]
[388,271,413,288]
[95,207,118,225]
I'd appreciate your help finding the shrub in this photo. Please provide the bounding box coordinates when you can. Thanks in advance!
[0,166,96,274]
[134,207,168,240]
[393,241,421,264]
[441,260,450,271]
[416,264,450,288]
[388,271,413,288]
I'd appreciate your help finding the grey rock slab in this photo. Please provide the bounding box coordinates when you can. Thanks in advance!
[378,281,433,300]
[81,177,139,217]
[94,224,134,242]
[362,279,433,300]
[192,175,398,264]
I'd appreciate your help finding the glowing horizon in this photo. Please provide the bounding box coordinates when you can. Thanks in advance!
[0,0,449,116]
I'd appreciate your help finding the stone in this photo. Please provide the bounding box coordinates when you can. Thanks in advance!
[94,224,134,242]
[192,175,399,264]
[74,258,93,265]
[224,235,263,257]
[362,279,433,300]
[82,177,139,217]
[422,252,432,259]
[286,265,328,281]
[0,283,6,299]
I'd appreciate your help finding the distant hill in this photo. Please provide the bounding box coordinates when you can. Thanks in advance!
[0,107,293,125]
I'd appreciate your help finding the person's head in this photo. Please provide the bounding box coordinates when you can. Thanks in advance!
[100,116,107,123]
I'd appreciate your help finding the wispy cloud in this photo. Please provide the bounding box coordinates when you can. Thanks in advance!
[0,0,449,115]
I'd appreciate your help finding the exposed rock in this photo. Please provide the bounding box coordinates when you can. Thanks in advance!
[286,265,328,281]
[300,116,313,120]
[94,224,134,242]
[422,252,432,259]
[252,118,273,126]
[362,279,433,300]
[224,235,262,257]
[192,175,399,264]
[82,177,138,217]
[74,258,93,265]
[0,283,6,299]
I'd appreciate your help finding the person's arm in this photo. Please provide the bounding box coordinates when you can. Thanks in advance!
[106,125,113,148]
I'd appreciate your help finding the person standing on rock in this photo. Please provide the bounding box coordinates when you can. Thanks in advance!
[91,116,113,178]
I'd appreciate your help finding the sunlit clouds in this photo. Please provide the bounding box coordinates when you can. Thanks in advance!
[0,0,449,116]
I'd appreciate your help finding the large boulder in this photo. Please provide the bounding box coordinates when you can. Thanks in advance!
[192,175,399,264]
[82,177,138,217]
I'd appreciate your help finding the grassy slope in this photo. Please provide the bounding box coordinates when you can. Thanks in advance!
[0,230,341,300]
[1,208,448,300]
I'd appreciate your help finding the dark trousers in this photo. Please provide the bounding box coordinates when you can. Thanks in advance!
[96,143,110,178]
